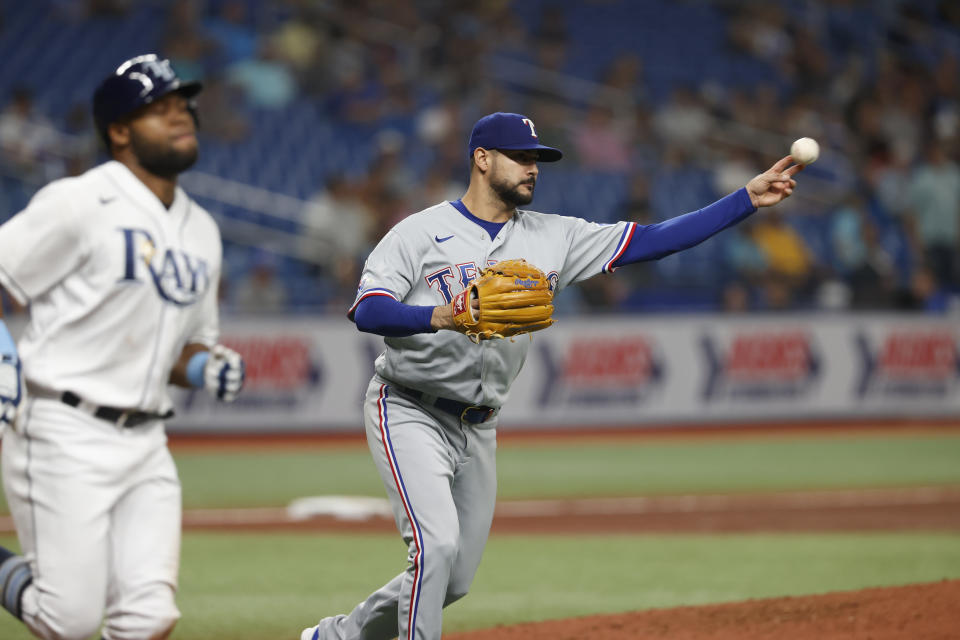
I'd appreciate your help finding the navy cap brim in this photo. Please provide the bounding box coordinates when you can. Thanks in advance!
[493,143,563,162]
[173,80,203,98]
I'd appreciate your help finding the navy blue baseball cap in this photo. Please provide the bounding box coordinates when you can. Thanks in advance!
[93,54,202,145]
[467,112,563,162]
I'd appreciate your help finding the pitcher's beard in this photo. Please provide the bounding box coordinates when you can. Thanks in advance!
[491,178,535,207]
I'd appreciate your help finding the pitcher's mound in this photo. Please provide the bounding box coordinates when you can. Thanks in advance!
[447,579,960,640]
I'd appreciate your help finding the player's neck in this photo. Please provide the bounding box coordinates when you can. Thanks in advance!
[123,160,177,208]
[460,187,515,224]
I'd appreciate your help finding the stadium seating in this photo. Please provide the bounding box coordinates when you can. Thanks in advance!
[0,0,945,312]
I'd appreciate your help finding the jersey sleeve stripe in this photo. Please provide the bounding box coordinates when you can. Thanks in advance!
[602,222,637,273]
[0,264,29,306]
[347,289,400,316]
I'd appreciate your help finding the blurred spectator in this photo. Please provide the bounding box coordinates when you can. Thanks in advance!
[194,75,251,143]
[721,85,781,136]
[712,147,759,196]
[483,2,530,60]
[598,53,647,119]
[0,88,63,182]
[931,53,959,145]
[417,95,473,175]
[572,103,632,172]
[164,0,217,83]
[322,46,383,123]
[727,4,791,63]
[533,5,569,72]
[203,0,258,65]
[299,174,373,268]
[368,129,419,200]
[720,280,752,312]
[376,59,418,130]
[409,164,467,213]
[785,26,831,93]
[880,66,928,166]
[814,278,852,311]
[268,5,324,76]
[61,103,98,177]
[894,265,951,313]
[231,249,289,314]
[749,211,819,309]
[416,95,463,148]
[226,41,298,109]
[577,272,630,312]
[2,0,958,314]
[783,90,827,145]
[751,211,814,279]
[903,139,960,288]
[512,4,570,103]
[863,139,911,220]
[724,222,769,292]
[830,195,897,308]
[652,87,713,151]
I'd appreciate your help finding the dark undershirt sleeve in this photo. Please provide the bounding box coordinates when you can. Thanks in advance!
[611,188,756,266]
[352,295,436,337]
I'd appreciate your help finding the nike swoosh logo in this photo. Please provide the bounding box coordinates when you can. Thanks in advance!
[435,234,455,243]
[99,195,116,205]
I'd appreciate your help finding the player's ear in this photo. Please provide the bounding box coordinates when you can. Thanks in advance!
[473,148,490,172]
[107,121,131,153]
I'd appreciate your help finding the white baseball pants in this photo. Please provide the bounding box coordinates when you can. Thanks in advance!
[2,398,181,640]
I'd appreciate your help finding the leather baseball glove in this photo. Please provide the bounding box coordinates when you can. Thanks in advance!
[451,259,554,342]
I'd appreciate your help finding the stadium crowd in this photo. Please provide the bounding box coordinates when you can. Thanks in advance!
[1,0,958,315]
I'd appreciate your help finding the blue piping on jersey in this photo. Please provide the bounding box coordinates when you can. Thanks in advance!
[348,288,399,319]
[377,385,425,640]
[603,223,637,273]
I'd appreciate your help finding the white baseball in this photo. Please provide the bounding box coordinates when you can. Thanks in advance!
[790,137,820,165]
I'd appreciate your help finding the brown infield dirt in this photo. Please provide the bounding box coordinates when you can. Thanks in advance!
[165,424,960,639]
[445,579,960,640]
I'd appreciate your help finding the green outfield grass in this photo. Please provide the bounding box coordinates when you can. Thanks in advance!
[6,430,956,513]
[1,531,958,639]
[178,432,960,506]
[0,429,958,639]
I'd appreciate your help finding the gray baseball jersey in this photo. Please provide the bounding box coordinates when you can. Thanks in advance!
[351,201,634,407]
[302,201,637,640]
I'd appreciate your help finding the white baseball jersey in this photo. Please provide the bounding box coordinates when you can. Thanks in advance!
[0,160,221,413]
[351,201,634,407]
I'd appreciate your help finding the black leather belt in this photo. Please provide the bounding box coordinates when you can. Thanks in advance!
[390,384,497,425]
[61,391,173,428]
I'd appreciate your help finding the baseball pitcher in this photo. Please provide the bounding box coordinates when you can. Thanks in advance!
[299,112,802,640]
[0,54,245,640]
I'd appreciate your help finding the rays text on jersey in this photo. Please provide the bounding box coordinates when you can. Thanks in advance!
[118,227,210,306]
